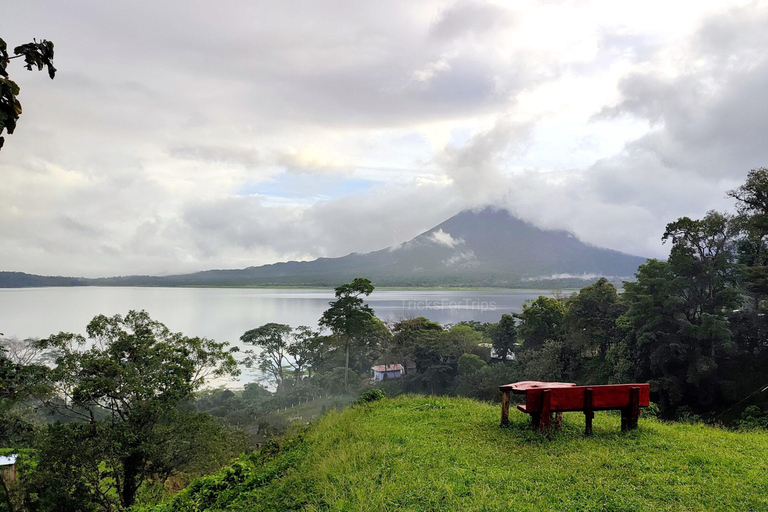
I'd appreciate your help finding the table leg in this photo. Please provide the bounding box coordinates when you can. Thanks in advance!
[500,390,510,426]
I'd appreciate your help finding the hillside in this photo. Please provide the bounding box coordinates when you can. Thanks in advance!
[147,395,768,511]
[1,208,648,288]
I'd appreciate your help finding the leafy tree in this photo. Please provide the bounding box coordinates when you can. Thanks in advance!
[286,326,318,383]
[0,344,50,446]
[729,167,768,241]
[618,212,742,416]
[457,353,486,375]
[491,314,517,361]
[242,382,272,401]
[319,278,376,391]
[520,340,564,382]
[388,317,443,373]
[240,323,292,391]
[562,278,627,382]
[729,168,768,310]
[36,310,239,509]
[0,38,56,150]
[439,324,482,358]
[516,296,566,350]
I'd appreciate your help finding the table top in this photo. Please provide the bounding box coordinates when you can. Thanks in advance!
[500,381,578,393]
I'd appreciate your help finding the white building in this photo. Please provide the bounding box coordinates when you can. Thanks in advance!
[372,364,404,381]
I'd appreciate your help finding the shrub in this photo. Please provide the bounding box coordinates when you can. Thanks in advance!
[737,405,768,430]
[355,389,386,405]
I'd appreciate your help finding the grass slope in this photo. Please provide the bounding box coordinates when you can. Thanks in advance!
[148,395,768,511]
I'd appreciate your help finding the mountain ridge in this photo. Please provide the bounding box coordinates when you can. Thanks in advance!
[0,207,648,288]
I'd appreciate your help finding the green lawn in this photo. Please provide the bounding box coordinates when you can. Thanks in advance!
[147,395,768,511]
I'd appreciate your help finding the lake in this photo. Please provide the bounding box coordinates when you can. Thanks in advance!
[0,287,562,383]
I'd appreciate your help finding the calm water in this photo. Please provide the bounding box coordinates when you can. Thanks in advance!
[0,287,560,383]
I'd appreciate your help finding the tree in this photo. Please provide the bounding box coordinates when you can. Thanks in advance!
[440,324,482,358]
[388,317,443,373]
[562,278,627,382]
[728,167,768,241]
[0,38,56,150]
[319,278,376,391]
[491,314,517,361]
[287,326,319,383]
[36,310,239,509]
[240,323,293,391]
[515,296,566,350]
[728,168,768,310]
[457,353,486,375]
[0,343,50,446]
[618,212,742,416]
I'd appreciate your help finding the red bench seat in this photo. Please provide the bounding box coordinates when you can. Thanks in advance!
[500,382,650,434]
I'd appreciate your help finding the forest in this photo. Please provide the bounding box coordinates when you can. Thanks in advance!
[2,168,768,511]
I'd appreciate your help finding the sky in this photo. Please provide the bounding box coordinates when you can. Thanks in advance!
[2,0,767,277]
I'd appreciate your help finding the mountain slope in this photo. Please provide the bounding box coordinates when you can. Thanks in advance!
[0,208,648,288]
[145,395,768,512]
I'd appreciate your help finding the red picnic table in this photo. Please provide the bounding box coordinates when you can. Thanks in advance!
[500,380,650,434]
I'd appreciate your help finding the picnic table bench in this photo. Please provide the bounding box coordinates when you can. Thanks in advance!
[499,381,650,434]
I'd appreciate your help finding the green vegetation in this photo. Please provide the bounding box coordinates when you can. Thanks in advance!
[0,38,56,151]
[147,395,768,512]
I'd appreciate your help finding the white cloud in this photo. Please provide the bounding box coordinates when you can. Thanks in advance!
[1,0,765,276]
[429,229,465,248]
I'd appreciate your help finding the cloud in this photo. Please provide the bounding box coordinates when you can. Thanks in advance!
[2,0,766,277]
[429,229,465,247]
[169,145,260,167]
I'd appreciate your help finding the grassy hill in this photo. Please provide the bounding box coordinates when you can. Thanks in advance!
[145,395,768,511]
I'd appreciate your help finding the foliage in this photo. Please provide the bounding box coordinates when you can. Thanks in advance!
[148,395,768,512]
[490,313,517,361]
[319,278,377,391]
[519,340,564,382]
[354,389,386,406]
[0,342,50,445]
[0,37,55,150]
[457,353,486,375]
[240,323,293,391]
[33,310,240,509]
[387,317,442,370]
[616,212,743,417]
[737,405,768,430]
[453,362,522,401]
[515,296,566,350]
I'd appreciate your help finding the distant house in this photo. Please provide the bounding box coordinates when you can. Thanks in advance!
[372,364,404,381]
[0,454,17,482]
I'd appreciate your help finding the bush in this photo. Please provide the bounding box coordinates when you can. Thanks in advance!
[737,405,768,430]
[641,402,660,418]
[355,389,386,405]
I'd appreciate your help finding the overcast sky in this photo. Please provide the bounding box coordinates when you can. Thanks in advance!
[2,0,767,277]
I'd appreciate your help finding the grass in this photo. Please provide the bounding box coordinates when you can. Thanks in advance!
[146,395,768,511]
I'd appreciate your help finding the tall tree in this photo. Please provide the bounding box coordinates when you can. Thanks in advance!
[37,310,239,509]
[388,317,443,373]
[240,323,293,391]
[491,314,517,361]
[515,296,566,350]
[319,278,376,391]
[287,326,319,383]
[0,37,56,150]
[728,168,768,309]
[562,278,627,382]
[618,212,742,416]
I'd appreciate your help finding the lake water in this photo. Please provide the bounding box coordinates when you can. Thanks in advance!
[0,287,561,383]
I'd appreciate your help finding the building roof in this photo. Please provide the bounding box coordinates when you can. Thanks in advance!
[0,455,17,466]
[372,364,404,372]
